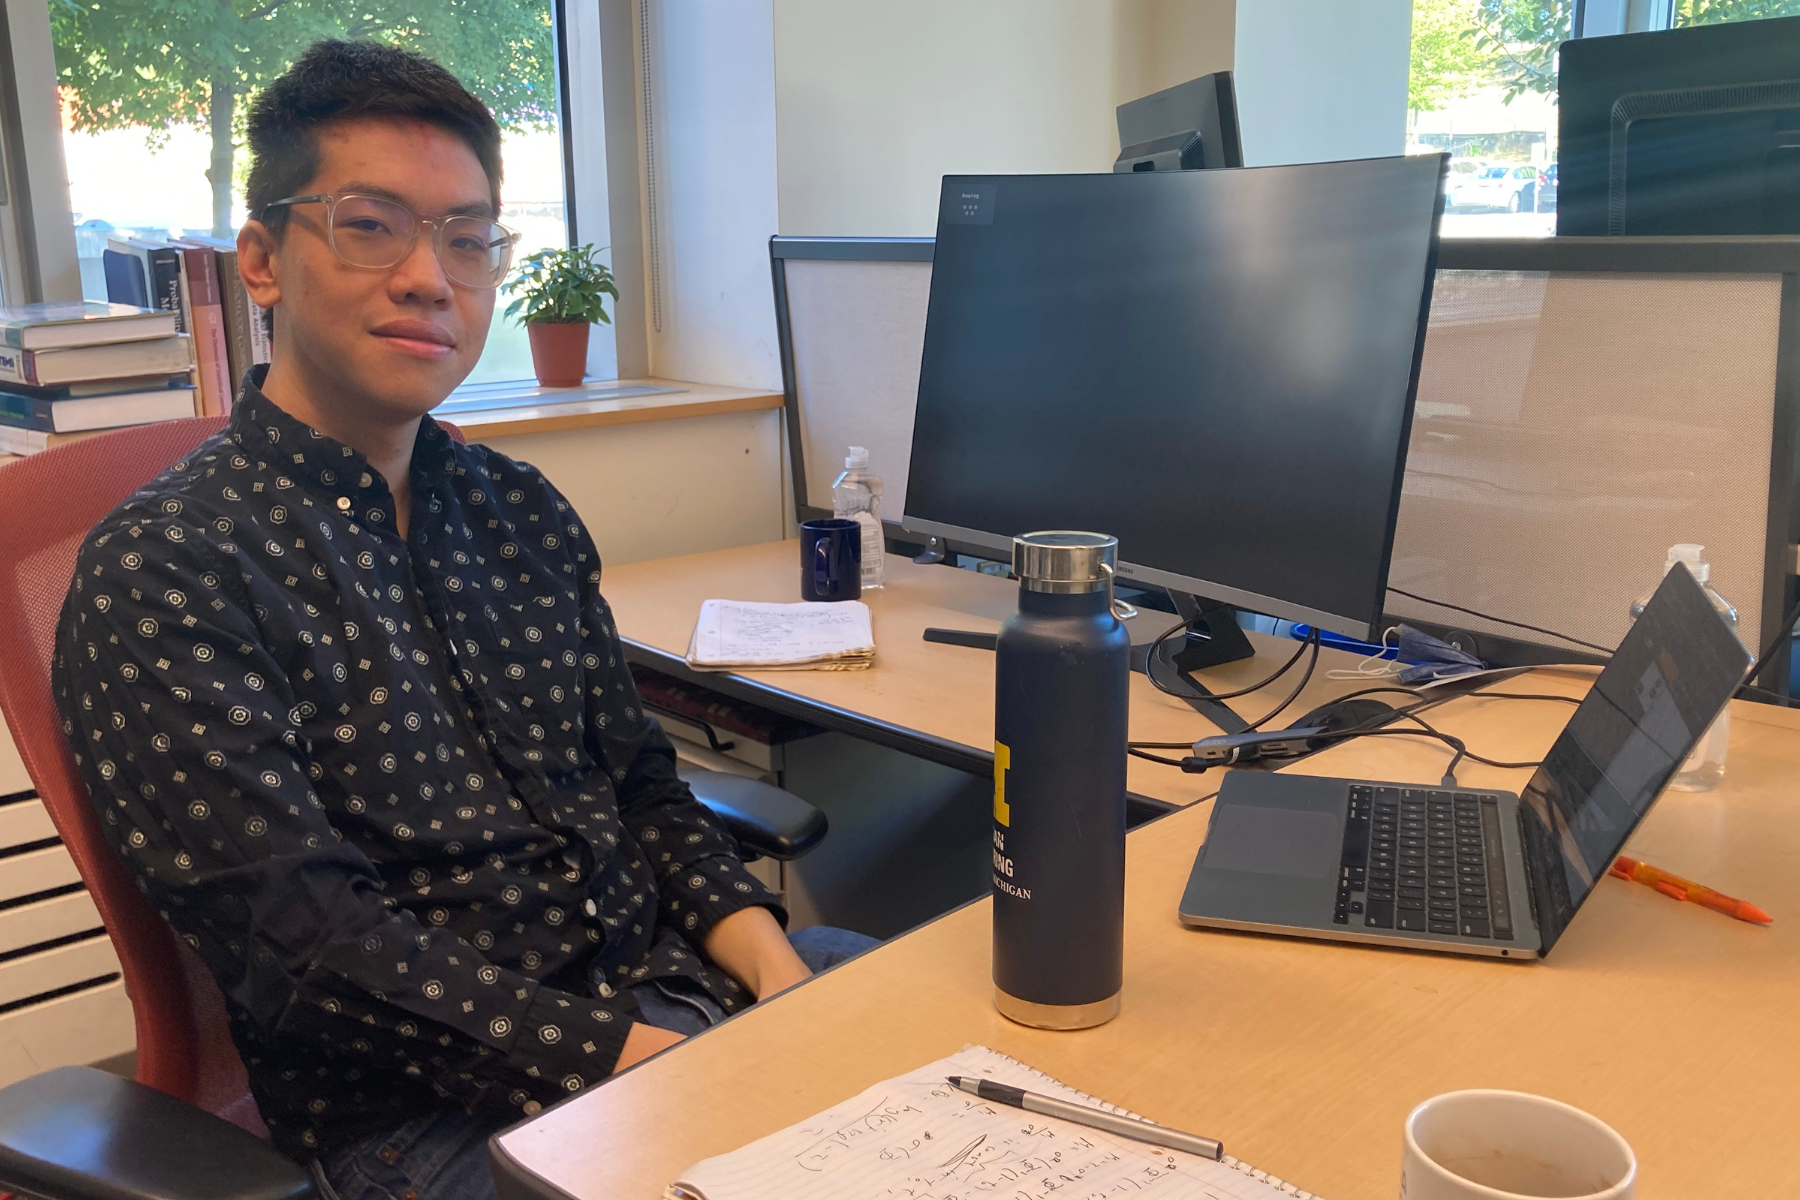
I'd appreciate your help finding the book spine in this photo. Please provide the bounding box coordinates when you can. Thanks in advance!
[0,391,54,430]
[0,347,40,387]
[180,248,232,417]
[147,248,187,334]
[215,250,254,402]
[0,424,49,455]
[248,292,273,365]
[0,321,25,350]
[103,249,151,308]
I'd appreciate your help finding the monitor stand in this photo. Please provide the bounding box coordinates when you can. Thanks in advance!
[1130,591,1255,735]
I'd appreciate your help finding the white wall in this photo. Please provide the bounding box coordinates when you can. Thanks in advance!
[485,410,785,566]
[638,0,784,389]
[1232,0,1412,166]
[772,0,1235,237]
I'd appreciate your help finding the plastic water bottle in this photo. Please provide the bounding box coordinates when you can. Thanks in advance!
[832,446,884,590]
[1630,544,1738,791]
[992,532,1129,1030]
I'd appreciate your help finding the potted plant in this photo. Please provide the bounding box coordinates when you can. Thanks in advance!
[503,244,619,388]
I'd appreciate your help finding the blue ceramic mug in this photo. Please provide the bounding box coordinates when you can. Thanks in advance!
[801,518,862,602]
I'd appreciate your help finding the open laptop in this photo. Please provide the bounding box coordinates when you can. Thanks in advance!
[1178,563,1752,959]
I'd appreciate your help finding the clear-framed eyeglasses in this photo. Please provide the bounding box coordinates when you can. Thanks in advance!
[260,192,521,289]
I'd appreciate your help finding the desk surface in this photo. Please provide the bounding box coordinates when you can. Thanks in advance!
[600,540,1379,808]
[495,681,1800,1200]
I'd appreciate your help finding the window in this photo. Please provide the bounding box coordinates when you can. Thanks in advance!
[1673,0,1800,26]
[1408,0,1570,238]
[43,1,580,388]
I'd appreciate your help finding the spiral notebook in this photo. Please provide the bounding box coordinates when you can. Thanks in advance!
[684,599,875,672]
[664,1045,1322,1200]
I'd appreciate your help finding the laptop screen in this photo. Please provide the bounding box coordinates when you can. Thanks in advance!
[1518,563,1751,953]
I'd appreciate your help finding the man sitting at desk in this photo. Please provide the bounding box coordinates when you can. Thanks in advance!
[53,39,866,1200]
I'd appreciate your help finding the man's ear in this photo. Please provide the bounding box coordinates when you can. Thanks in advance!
[237,220,282,311]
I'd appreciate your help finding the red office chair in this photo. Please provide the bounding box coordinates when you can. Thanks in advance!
[0,414,823,1200]
[0,417,311,1200]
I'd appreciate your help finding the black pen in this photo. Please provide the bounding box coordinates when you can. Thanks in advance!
[945,1076,1224,1161]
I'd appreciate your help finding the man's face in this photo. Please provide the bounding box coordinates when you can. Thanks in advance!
[249,117,498,421]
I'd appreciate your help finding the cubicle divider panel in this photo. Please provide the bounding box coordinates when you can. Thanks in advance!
[768,233,1800,686]
[770,237,934,524]
[1391,237,1800,685]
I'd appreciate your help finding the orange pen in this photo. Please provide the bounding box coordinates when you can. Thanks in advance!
[1610,855,1772,925]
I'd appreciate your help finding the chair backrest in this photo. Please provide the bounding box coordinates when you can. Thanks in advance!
[0,416,271,1132]
[0,414,471,1134]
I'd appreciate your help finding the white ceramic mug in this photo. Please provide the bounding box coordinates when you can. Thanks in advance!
[1401,1090,1636,1200]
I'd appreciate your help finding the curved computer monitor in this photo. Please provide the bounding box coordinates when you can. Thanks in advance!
[1114,71,1242,173]
[902,157,1447,642]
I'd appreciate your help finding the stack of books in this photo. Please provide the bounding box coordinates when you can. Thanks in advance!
[103,232,270,416]
[0,302,195,461]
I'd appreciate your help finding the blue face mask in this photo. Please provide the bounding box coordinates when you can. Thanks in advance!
[1392,624,1484,685]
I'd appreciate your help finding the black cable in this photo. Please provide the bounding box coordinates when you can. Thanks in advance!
[1143,616,1313,701]
[1735,590,1800,705]
[1386,587,1614,655]
[1318,725,1544,775]
[1125,685,1573,752]
[1128,747,1190,767]
[1243,630,1322,731]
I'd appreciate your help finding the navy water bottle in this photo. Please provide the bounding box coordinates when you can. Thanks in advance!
[992,531,1130,1029]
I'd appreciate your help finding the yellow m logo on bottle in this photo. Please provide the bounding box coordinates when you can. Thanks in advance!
[993,740,1010,826]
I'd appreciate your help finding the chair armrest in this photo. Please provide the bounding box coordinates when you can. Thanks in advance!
[0,1066,314,1200]
[680,767,828,862]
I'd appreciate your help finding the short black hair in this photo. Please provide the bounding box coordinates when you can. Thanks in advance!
[245,40,503,233]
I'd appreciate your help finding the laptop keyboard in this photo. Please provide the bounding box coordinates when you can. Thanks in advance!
[1335,786,1513,941]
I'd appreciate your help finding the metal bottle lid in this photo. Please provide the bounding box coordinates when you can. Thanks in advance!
[1013,531,1118,594]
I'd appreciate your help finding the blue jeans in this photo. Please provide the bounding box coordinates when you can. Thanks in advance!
[312,927,877,1200]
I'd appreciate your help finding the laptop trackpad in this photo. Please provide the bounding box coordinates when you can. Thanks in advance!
[1204,806,1338,878]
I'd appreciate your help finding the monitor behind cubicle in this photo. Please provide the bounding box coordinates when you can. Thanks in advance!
[767,234,1800,697]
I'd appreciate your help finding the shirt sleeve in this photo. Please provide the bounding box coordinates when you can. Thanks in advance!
[560,503,787,941]
[54,517,648,1117]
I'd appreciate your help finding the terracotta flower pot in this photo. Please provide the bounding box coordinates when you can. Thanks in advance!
[527,321,591,387]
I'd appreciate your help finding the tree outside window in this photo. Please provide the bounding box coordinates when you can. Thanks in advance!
[48,0,569,385]
[1408,0,1571,237]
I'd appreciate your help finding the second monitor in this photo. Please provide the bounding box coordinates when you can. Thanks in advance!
[902,156,1448,644]
[1113,72,1242,173]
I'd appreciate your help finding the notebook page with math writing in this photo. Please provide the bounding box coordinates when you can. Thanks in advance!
[664,1045,1321,1200]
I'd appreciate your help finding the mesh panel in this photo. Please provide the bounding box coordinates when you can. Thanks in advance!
[785,258,933,515]
[1391,271,1782,651]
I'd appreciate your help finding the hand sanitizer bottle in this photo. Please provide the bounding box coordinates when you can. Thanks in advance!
[1631,543,1738,791]
[832,446,884,590]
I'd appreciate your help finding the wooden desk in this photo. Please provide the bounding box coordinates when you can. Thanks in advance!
[492,696,1800,1200]
[600,539,1376,811]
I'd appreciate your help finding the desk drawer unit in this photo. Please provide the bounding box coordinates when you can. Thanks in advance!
[0,717,135,1087]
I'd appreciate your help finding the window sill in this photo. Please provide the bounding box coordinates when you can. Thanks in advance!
[437,377,783,439]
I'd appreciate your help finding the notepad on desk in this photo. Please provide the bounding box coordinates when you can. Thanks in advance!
[685,599,875,672]
[664,1045,1321,1200]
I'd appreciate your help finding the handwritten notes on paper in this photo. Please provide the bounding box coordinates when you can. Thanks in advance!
[685,599,875,672]
[665,1046,1319,1200]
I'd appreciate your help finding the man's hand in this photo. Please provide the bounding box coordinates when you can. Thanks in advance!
[703,906,812,1000]
[614,1021,686,1072]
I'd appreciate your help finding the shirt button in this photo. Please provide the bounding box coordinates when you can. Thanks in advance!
[359,472,373,487]
[597,982,614,998]
[584,900,597,917]
[337,497,351,511]
[522,1101,541,1116]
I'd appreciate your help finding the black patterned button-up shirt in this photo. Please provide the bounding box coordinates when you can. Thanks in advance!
[53,375,780,1159]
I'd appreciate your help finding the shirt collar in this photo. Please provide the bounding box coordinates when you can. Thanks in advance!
[229,365,460,507]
